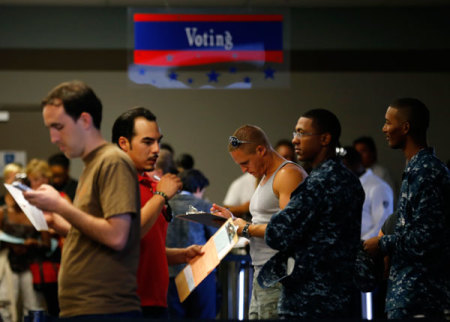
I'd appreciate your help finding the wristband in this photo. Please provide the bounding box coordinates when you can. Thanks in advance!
[154,191,172,222]
[242,223,251,239]
[154,191,169,203]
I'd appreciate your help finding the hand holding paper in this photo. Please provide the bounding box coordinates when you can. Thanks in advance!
[4,184,48,231]
[23,184,65,213]
[167,244,204,265]
[183,245,204,262]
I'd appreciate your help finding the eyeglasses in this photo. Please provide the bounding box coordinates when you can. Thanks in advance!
[229,136,253,147]
[292,131,322,139]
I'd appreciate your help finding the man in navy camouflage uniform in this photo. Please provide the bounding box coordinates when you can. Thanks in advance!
[364,98,450,319]
[258,109,365,318]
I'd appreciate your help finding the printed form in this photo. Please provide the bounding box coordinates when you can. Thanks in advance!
[4,183,48,231]
[175,218,238,302]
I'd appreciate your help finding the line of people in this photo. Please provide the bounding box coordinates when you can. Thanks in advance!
[214,100,449,319]
[0,157,74,321]
[1,80,448,320]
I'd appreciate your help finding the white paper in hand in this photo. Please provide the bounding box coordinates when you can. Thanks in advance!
[4,183,48,231]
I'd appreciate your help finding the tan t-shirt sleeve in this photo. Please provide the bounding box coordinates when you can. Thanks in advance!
[97,156,139,219]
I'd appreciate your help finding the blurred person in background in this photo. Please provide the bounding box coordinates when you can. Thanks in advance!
[26,158,68,317]
[353,136,395,192]
[0,163,48,320]
[47,153,78,202]
[175,153,195,174]
[274,139,297,163]
[166,169,217,319]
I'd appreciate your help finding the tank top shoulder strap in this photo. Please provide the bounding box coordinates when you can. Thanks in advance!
[264,160,295,186]
[273,160,299,176]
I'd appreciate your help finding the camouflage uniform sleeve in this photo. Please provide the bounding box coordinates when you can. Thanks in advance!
[379,176,446,259]
[265,178,322,252]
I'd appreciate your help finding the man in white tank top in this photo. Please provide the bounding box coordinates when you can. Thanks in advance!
[212,125,307,320]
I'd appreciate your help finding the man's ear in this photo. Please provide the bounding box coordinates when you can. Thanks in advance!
[78,112,93,129]
[256,145,267,156]
[402,121,410,135]
[321,133,332,146]
[118,136,130,152]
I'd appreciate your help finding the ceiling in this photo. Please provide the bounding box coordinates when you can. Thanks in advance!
[0,0,449,7]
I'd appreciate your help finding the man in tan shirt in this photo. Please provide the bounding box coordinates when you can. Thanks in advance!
[24,81,141,318]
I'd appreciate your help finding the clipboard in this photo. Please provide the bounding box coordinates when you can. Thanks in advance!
[175,218,238,302]
[175,212,227,228]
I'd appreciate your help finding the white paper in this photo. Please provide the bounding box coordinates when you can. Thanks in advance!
[182,265,195,292]
[213,221,236,260]
[4,184,48,231]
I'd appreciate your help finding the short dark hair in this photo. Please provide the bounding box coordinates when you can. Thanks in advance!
[180,169,209,193]
[160,143,174,154]
[302,109,341,148]
[275,139,294,150]
[42,80,103,129]
[112,107,157,145]
[156,150,178,175]
[353,136,377,154]
[389,98,429,138]
[176,153,195,171]
[48,153,70,169]
[343,146,362,168]
[275,139,297,162]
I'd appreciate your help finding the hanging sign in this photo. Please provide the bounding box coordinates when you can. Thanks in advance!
[133,13,284,67]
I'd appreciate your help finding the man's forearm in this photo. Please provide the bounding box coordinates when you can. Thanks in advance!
[56,200,132,251]
[247,223,267,238]
[140,194,166,237]
[49,213,71,237]
[166,247,186,265]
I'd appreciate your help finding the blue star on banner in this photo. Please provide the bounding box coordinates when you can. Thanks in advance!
[128,64,288,89]
[264,67,276,79]
[207,70,220,82]
[169,71,178,80]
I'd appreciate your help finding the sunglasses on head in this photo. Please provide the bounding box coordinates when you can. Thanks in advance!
[228,136,253,147]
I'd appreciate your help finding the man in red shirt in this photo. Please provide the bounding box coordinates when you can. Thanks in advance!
[112,107,202,318]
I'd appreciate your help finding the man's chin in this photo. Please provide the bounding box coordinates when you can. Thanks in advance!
[388,141,401,149]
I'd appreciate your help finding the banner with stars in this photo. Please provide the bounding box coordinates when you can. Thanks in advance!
[128,10,290,89]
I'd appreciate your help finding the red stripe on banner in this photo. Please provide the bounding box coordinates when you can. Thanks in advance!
[134,14,283,22]
[134,50,283,66]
